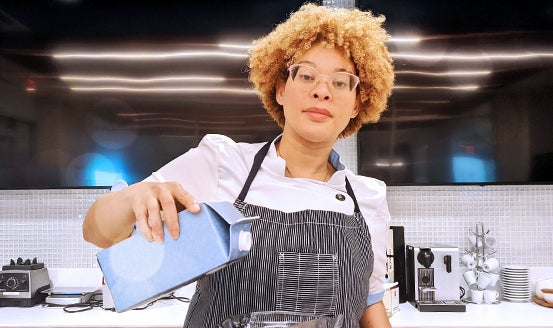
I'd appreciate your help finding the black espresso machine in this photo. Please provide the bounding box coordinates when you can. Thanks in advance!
[0,258,50,307]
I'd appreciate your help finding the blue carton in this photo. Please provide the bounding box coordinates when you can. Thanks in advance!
[97,201,256,312]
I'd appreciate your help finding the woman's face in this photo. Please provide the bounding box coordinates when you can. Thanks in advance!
[276,43,359,145]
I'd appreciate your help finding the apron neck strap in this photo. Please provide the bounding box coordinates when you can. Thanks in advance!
[237,141,271,201]
[345,178,361,213]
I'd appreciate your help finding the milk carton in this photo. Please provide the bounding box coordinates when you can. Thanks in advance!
[97,201,256,312]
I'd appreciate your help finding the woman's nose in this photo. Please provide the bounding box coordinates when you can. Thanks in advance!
[311,80,332,100]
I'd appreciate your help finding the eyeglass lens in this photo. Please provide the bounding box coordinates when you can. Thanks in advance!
[289,64,359,93]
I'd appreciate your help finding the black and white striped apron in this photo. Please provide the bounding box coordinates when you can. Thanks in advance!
[184,141,374,327]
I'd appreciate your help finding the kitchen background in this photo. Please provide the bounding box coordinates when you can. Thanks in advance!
[1,140,552,269]
[1,1,552,271]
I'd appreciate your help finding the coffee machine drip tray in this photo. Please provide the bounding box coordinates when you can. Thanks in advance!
[414,300,466,312]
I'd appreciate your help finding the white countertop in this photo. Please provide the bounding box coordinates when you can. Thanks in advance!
[1,298,552,327]
[1,268,552,327]
[390,301,552,328]
[0,299,189,328]
[0,268,190,328]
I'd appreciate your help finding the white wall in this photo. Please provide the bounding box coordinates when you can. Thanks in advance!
[1,184,551,268]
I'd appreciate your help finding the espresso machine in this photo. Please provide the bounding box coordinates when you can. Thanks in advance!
[406,244,466,312]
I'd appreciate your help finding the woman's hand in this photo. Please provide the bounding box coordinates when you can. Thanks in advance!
[128,181,200,243]
[83,181,200,248]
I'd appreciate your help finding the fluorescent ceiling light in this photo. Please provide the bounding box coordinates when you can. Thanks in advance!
[395,70,491,76]
[388,36,422,43]
[218,43,252,50]
[70,86,258,94]
[53,50,248,60]
[375,161,405,167]
[391,51,553,61]
[60,75,226,83]
[393,85,479,91]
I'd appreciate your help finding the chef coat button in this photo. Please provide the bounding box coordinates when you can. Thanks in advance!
[335,194,346,201]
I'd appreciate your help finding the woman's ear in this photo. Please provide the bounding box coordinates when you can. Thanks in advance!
[276,80,285,105]
[351,99,360,118]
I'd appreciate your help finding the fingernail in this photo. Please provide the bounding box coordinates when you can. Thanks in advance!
[145,232,155,242]
[170,228,179,239]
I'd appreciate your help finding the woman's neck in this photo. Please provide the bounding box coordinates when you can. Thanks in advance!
[276,136,335,181]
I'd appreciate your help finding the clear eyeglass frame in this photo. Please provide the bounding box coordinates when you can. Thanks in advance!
[288,64,360,95]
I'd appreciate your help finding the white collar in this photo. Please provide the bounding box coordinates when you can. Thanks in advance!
[264,134,349,186]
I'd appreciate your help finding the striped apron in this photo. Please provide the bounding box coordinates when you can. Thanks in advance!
[184,141,374,327]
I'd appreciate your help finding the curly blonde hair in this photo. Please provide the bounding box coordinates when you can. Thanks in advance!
[248,3,394,138]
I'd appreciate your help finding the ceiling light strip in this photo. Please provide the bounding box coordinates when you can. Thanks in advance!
[391,52,553,61]
[395,70,491,76]
[393,85,479,91]
[60,76,225,83]
[387,36,422,43]
[70,86,258,94]
[53,51,248,60]
[218,43,253,49]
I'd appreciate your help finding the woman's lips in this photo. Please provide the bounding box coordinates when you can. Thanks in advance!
[304,107,331,121]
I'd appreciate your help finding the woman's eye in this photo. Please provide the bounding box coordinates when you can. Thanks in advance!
[299,74,316,82]
[332,80,349,89]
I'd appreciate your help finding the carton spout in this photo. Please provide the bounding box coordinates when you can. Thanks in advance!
[238,231,252,252]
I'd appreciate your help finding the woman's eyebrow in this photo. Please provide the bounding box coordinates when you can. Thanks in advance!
[296,60,353,73]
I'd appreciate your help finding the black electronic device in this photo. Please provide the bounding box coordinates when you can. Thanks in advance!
[0,258,51,307]
[386,226,406,303]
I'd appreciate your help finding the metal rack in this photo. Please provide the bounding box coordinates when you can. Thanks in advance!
[468,222,497,267]
[462,222,501,304]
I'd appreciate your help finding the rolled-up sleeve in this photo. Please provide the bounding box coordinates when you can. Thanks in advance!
[365,194,391,306]
[143,134,226,202]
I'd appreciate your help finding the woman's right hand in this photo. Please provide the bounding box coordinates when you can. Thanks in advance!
[83,181,200,248]
[127,181,200,243]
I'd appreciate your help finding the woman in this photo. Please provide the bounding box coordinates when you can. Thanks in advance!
[83,4,394,327]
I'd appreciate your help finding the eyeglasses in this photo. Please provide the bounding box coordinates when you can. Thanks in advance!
[288,64,360,95]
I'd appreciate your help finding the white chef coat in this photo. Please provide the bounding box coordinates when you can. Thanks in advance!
[144,134,391,305]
